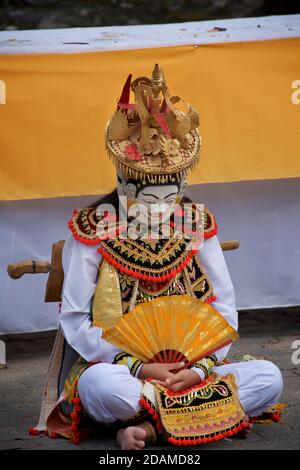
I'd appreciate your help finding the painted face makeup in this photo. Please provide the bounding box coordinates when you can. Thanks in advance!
[136,185,179,213]
[116,171,188,232]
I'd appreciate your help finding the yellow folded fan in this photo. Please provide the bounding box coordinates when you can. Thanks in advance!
[103,295,239,365]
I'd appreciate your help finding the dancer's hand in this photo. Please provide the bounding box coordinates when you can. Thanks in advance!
[139,362,185,381]
[157,369,201,392]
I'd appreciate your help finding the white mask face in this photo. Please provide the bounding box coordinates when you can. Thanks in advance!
[116,169,187,224]
[136,185,178,210]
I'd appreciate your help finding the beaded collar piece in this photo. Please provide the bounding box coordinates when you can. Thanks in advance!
[68,206,217,282]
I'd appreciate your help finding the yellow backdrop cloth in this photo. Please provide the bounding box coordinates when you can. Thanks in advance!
[0,38,299,200]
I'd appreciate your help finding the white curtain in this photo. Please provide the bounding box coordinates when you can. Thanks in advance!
[1,177,299,334]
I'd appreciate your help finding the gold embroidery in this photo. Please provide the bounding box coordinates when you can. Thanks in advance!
[92,259,123,330]
[100,229,197,277]
[150,373,247,441]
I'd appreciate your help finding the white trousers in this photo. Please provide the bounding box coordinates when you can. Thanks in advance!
[77,360,283,425]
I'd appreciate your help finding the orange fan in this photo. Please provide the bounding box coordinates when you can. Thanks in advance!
[103,294,238,366]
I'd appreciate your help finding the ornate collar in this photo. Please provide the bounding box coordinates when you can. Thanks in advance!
[68,205,217,282]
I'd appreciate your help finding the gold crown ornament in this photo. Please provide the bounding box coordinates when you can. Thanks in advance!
[105,64,201,184]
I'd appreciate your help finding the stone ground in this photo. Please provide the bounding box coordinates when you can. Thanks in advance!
[0,307,300,451]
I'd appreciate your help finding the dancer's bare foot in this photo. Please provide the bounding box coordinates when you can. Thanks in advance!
[117,426,147,450]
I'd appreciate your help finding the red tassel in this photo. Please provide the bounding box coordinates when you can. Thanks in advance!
[97,245,197,282]
[205,295,217,304]
[28,426,40,436]
[272,412,281,422]
[68,217,100,246]
[204,218,218,239]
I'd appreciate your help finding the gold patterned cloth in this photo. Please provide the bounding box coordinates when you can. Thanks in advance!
[140,373,248,445]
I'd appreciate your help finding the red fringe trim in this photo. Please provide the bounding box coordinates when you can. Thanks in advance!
[28,388,84,445]
[70,392,82,445]
[272,411,281,422]
[249,410,281,423]
[204,216,218,240]
[97,245,199,283]
[167,420,248,446]
[205,295,217,304]
[68,208,217,283]
[28,427,57,438]
[28,426,41,436]
[68,209,216,245]
[139,395,248,446]
[139,397,163,432]
[68,213,101,247]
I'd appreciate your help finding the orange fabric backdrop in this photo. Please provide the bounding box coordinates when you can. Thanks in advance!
[0,38,299,200]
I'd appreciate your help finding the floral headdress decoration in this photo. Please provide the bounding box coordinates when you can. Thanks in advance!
[105,64,201,185]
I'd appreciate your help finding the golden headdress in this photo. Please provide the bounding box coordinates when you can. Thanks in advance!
[105,64,201,184]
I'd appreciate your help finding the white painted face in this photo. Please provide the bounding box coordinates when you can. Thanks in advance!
[136,184,179,214]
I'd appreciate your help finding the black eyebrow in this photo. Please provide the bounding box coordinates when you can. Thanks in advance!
[141,191,177,199]
[141,192,160,199]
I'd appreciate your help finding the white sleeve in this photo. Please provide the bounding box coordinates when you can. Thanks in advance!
[194,234,238,363]
[59,234,122,363]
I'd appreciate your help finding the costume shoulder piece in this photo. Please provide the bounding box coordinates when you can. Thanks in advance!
[68,207,120,245]
[203,207,218,239]
[68,205,218,246]
[68,205,217,282]
[68,208,100,245]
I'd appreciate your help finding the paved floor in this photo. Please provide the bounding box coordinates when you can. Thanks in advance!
[0,308,300,451]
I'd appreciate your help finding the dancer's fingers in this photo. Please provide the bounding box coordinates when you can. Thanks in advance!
[153,379,167,386]
[166,362,185,371]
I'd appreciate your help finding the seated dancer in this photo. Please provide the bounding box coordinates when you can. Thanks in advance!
[40,65,283,449]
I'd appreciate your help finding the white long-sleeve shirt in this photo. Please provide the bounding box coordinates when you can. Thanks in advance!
[59,233,238,379]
